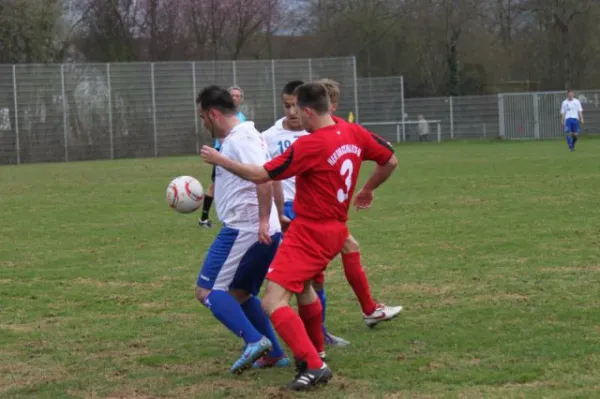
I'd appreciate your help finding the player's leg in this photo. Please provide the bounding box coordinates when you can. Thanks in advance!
[297,280,325,358]
[572,119,580,150]
[195,227,273,373]
[262,280,331,390]
[261,221,343,390]
[313,276,351,347]
[565,119,574,151]
[341,234,402,327]
[198,168,216,227]
[224,231,289,369]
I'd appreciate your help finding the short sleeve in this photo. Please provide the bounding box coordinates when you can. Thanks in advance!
[358,125,394,165]
[263,136,318,181]
[578,101,583,112]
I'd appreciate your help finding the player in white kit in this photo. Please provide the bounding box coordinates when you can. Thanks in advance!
[560,89,584,152]
[194,85,289,374]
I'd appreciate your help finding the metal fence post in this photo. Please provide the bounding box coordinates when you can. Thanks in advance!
[61,64,68,162]
[271,59,277,121]
[498,93,505,138]
[151,62,158,157]
[533,93,540,139]
[232,61,237,85]
[308,58,313,80]
[400,75,405,141]
[192,61,199,154]
[449,96,454,139]
[12,65,20,164]
[106,63,114,159]
[352,56,359,123]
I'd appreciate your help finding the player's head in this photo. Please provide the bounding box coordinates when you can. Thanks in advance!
[196,85,237,137]
[293,82,330,132]
[282,80,304,130]
[228,85,244,109]
[317,78,340,113]
[567,89,574,100]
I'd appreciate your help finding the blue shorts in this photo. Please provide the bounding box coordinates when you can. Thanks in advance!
[283,201,296,220]
[564,118,580,134]
[197,226,282,295]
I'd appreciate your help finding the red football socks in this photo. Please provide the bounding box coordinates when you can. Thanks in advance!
[342,252,377,315]
[298,299,325,354]
[271,306,324,369]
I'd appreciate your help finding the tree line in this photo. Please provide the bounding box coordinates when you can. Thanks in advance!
[1,0,598,97]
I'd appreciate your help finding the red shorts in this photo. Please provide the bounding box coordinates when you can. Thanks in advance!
[267,218,348,293]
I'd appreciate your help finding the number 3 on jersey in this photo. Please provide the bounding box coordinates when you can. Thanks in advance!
[337,159,354,203]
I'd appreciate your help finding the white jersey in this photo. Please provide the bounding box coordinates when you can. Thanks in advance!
[560,98,583,120]
[214,121,280,234]
[262,118,309,202]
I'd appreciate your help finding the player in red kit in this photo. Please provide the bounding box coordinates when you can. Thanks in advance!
[200,82,398,390]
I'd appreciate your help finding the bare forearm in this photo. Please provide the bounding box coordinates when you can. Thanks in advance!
[363,157,397,191]
[216,156,270,183]
[256,182,273,223]
[272,181,285,216]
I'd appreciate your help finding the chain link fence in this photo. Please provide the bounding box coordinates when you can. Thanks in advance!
[1,58,599,165]
[0,57,357,165]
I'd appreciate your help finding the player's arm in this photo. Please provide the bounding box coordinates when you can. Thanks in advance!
[560,102,566,126]
[359,128,398,191]
[272,181,285,217]
[578,101,584,124]
[256,180,274,241]
[201,146,271,183]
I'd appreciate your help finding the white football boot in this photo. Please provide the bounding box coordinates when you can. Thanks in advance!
[363,303,403,327]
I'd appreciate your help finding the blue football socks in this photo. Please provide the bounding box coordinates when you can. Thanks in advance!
[241,296,285,358]
[204,290,263,344]
[566,135,573,150]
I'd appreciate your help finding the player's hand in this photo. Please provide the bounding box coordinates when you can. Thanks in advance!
[258,221,272,245]
[279,215,291,232]
[353,187,374,210]
[200,145,221,165]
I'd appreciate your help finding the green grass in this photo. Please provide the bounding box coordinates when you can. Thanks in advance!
[2,139,600,398]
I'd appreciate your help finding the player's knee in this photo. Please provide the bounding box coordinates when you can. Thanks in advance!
[342,235,360,254]
[261,281,289,315]
[195,286,210,304]
[207,184,215,197]
[229,289,250,304]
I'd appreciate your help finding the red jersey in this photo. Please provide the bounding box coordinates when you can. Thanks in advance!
[331,115,347,124]
[263,122,394,222]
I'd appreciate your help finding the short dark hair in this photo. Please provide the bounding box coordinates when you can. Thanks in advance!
[196,85,236,114]
[282,80,304,96]
[293,82,330,114]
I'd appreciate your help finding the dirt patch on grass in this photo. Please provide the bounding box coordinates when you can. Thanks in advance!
[0,359,69,395]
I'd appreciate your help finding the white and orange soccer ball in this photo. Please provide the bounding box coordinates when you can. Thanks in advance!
[166,176,204,214]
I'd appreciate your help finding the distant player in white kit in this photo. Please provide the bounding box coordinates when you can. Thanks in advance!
[560,89,584,152]
[194,85,288,374]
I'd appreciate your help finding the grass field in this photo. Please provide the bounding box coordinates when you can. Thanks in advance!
[2,139,600,399]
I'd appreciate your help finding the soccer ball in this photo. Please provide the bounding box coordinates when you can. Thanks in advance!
[166,176,204,214]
